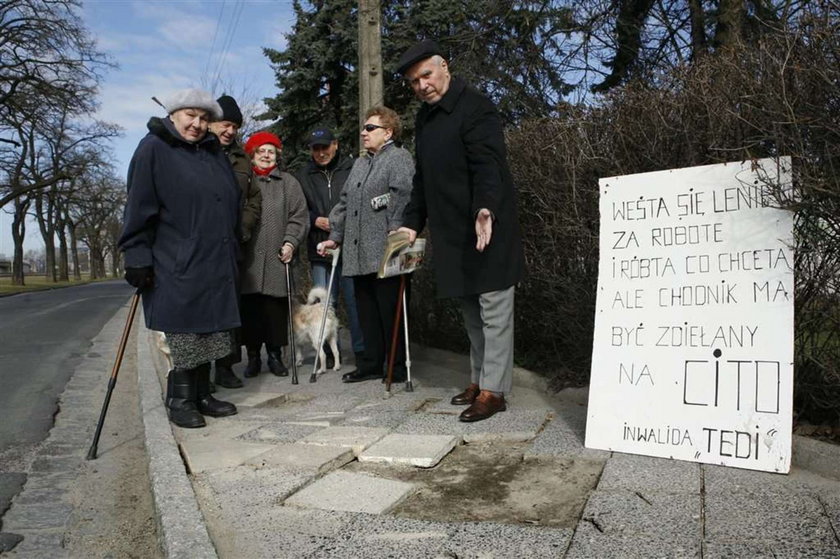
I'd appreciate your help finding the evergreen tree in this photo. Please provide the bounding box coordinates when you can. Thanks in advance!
[263,0,575,165]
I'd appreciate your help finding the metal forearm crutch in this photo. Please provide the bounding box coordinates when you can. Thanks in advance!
[311,247,340,383]
[402,285,413,392]
[284,262,298,385]
[86,289,141,460]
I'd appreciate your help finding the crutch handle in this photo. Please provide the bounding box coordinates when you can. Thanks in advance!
[326,247,340,267]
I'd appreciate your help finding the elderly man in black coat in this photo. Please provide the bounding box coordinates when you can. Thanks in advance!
[396,40,525,422]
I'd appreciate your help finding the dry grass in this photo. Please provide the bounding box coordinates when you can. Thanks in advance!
[0,274,114,295]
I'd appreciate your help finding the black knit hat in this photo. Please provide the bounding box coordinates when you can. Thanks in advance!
[216,95,243,126]
[395,39,445,75]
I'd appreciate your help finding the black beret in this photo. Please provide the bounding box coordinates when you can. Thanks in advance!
[216,95,243,126]
[395,39,445,75]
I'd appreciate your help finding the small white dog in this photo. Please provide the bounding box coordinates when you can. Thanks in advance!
[293,287,341,373]
[154,331,174,370]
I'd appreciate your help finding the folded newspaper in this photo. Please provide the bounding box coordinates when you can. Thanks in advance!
[378,231,426,278]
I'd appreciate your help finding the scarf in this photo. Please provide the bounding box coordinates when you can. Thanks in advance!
[252,165,275,176]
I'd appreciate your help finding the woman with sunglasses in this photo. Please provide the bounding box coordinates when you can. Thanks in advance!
[319,106,414,383]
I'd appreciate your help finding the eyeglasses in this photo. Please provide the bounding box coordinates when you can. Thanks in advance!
[362,123,386,132]
[255,147,276,155]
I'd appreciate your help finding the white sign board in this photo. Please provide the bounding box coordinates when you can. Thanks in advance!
[585,157,794,473]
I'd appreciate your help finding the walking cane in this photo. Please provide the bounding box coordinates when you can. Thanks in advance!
[310,247,340,383]
[284,262,298,385]
[86,289,141,460]
[384,274,407,393]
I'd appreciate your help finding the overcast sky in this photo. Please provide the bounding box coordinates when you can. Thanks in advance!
[1,0,294,257]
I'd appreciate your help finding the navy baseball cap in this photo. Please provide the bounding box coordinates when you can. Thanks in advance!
[308,127,335,146]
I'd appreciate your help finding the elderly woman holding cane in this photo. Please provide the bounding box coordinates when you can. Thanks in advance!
[119,88,239,429]
[319,106,414,383]
[239,131,309,379]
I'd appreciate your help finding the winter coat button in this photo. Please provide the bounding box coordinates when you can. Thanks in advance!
[353,239,358,245]
[354,211,358,216]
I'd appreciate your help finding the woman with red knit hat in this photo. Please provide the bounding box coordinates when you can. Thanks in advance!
[239,131,309,379]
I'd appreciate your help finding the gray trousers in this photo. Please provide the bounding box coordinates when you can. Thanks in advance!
[458,286,515,394]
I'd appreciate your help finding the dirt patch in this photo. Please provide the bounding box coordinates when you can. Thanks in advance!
[347,442,603,527]
[62,329,162,558]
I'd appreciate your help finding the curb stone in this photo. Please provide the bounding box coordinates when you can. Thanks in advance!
[136,309,218,559]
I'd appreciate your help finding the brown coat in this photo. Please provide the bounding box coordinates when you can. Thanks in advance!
[240,169,308,297]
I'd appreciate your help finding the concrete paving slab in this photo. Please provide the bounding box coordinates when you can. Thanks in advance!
[218,390,287,408]
[565,490,701,558]
[285,471,416,514]
[299,426,389,455]
[395,409,550,443]
[704,542,840,558]
[359,434,461,468]
[352,393,431,413]
[247,443,354,474]
[423,398,466,415]
[204,508,363,558]
[704,490,837,547]
[179,438,276,473]
[597,452,702,494]
[1,502,74,531]
[295,515,574,558]
[445,520,574,558]
[235,422,321,444]
[195,467,314,519]
[302,393,366,412]
[175,420,266,443]
[340,409,412,431]
[703,463,840,496]
[525,419,611,460]
[551,404,589,437]
[285,411,347,427]
[1,530,68,558]
[819,491,840,536]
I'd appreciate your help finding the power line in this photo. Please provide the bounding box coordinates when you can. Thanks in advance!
[203,0,228,87]
[211,0,246,93]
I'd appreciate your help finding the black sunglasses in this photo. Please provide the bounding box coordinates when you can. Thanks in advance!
[362,123,386,132]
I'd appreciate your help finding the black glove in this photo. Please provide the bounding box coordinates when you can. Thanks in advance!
[124,266,154,289]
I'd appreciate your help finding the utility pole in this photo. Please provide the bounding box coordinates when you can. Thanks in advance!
[358,0,383,145]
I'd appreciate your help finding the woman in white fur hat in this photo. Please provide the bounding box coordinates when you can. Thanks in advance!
[119,88,241,429]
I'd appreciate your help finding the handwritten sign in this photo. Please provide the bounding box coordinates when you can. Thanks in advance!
[585,157,794,473]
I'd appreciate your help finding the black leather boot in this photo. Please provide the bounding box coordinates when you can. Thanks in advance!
[215,356,243,388]
[165,369,205,428]
[267,347,288,377]
[243,348,261,378]
[196,364,237,417]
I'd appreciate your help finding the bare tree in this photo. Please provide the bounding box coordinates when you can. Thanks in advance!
[0,0,112,283]
[71,171,125,279]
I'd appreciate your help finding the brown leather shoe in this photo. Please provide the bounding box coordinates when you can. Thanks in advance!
[459,390,506,422]
[450,383,480,405]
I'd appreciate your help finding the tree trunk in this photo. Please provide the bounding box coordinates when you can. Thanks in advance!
[35,194,57,282]
[714,0,744,49]
[11,198,29,286]
[68,220,81,280]
[688,0,707,60]
[57,225,69,281]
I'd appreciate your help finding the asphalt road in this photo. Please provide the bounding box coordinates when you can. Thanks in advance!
[0,280,134,532]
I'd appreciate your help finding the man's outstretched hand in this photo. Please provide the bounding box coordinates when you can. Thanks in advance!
[475,208,493,252]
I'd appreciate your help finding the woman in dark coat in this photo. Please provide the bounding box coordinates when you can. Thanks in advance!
[239,131,309,378]
[319,106,414,383]
[119,88,240,429]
